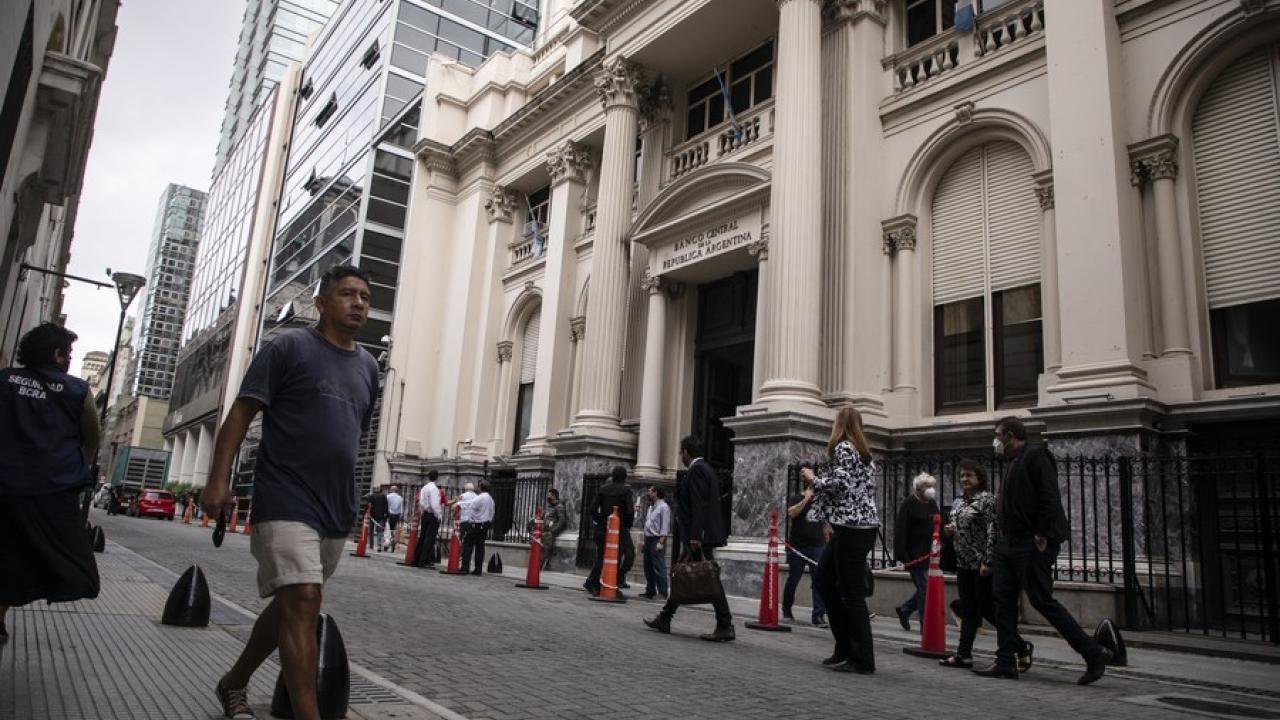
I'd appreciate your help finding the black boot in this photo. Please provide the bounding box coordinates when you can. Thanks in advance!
[1078,648,1113,686]
[699,624,735,642]
[643,615,671,634]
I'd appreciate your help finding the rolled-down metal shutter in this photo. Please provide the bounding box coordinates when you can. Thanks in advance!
[932,146,986,305]
[519,307,541,384]
[985,142,1040,292]
[1193,43,1280,309]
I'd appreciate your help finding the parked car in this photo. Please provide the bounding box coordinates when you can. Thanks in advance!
[129,489,176,520]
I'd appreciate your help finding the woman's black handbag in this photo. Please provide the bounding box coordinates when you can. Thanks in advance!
[669,547,724,605]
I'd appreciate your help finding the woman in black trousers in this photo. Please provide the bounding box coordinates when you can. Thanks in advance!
[939,459,998,668]
[805,406,880,674]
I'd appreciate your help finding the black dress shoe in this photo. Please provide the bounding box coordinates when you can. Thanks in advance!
[643,616,671,634]
[1078,648,1113,686]
[972,663,1019,680]
[821,654,848,666]
[831,660,873,674]
[699,624,736,642]
[896,606,912,631]
[782,608,796,621]
[639,591,656,600]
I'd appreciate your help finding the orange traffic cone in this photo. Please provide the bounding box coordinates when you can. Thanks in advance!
[588,507,627,604]
[746,509,792,632]
[903,513,949,659]
[440,505,463,574]
[350,504,371,558]
[228,497,240,534]
[201,503,210,528]
[516,506,548,590]
[399,512,419,566]
[182,502,193,525]
[241,503,253,535]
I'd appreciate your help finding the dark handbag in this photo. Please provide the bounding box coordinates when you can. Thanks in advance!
[669,548,724,605]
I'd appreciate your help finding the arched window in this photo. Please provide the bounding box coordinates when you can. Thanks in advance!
[513,307,541,451]
[931,141,1042,413]
[1192,42,1280,388]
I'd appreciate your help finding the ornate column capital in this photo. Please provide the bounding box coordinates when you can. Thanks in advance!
[415,139,457,179]
[1032,169,1055,211]
[496,340,514,364]
[546,140,594,186]
[1128,134,1180,186]
[882,214,918,253]
[824,0,888,26]
[746,239,769,262]
[569,316,587,343]
[638,78,673,132]
[485,186,518,224]
[594,56,645,112]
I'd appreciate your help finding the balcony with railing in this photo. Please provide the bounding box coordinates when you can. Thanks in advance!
[509,220,547,268]
[664,100,775,185]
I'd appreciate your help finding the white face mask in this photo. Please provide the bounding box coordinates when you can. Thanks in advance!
[923,487,937,501]
[993,437,1005,455]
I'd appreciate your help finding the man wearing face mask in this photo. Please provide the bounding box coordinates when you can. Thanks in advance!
[893,473,939,631]
[975,417,1111,685]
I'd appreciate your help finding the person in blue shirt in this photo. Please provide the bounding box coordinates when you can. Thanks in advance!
[202,266,379,720]
[0,323,100,646]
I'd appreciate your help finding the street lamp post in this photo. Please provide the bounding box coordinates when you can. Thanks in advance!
[97,272,147,426]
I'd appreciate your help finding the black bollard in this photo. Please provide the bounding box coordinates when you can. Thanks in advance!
[90,524,106,553]
[1094,618,1127,666]
[162,565,211,627]
[270,613,350,720]
[487,553,503,574]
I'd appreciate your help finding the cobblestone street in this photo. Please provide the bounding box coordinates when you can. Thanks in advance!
[4,510,1277,720]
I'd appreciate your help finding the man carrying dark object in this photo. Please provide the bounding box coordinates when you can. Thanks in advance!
[644,436,734,642]
[974,417,1111,685]
[584,466,635,595]
[362,486,390,553]
[894,472,939,631]
[201,265,380,719]
[413,471,442,567]
[0,323,100,647]
[456,480,495,575]
[784,467,827,626]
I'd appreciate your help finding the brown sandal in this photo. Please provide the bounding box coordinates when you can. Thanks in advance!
[939,655,973,668]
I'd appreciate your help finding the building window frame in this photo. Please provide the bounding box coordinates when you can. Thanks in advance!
[683,39,775,141]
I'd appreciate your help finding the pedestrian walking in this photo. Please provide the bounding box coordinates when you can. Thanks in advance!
[413,471,442,567]
[939,459,999,669]
[644,436,735,642]
[640,486,670,600]
[532,488,567,570]
[455,480,494,575]
[584,466,635,595]
[361,486,390,552]
[807,406,879,674]
[783,468,827,627]
[894,472,939,631]
[974,417,1111,685]
[384,485,404,552]
[201,265,380,720]
[0,323,101,647]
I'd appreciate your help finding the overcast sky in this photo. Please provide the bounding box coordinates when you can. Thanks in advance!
[61,0,244,376]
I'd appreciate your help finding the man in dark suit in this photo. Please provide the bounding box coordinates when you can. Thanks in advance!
[974,417,1111,685]
[583,466,635,595]
[644,435,735,642]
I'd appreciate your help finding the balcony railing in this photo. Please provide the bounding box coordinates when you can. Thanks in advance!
[510,220,547,267]
[665,100,775,184]
[889,0,1046,95]
[975,0,1045,59]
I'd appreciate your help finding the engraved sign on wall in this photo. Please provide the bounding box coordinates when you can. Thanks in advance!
[653,210,761,274]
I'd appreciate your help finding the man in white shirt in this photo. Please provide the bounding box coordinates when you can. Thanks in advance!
[413,471,443,567]
[641,486,672,599]
[383,485,404,552]
[456,481,495,575]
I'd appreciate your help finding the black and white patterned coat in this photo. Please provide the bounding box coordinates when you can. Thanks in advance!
[949,491,996,570]
[811,441,880,529]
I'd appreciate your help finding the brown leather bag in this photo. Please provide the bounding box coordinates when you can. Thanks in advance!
[669,549,724,605]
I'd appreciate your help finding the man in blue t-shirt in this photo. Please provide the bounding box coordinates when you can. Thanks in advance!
[202,265,379,720]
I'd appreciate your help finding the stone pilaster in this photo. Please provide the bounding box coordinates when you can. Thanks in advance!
[883,215,918,392]
[1033,171,1062,373]
[635,273,674,476]
[1129,135,1190,356]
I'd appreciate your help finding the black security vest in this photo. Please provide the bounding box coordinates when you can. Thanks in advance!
[0,365,91,496]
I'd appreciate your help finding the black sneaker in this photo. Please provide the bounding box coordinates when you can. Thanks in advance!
[896,606,912,631]
[215,678,255,718]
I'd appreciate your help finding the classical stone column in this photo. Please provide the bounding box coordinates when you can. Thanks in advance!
[748,237,770,401]
[635,273,670,475]
[880,233,895,391]
[168,432,186,485]
[1034,172,1062,372]
[1130,135,1190,356]
[568,316,586,420]
[884,216,918,391]
[191,422,215,488]
[178,427,199,485]
[575,56,645,430]
[490,340,514,453]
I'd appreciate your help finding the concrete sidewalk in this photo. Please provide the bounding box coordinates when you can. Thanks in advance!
[0,542,457,720]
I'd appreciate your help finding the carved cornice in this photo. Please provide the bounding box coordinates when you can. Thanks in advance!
[496,340,514,364]
[485,186,518,224]
[594,56,645,111]
[1128,134,1180,186]
[825,0,888,26]
[569,316,587,343]
[415,139,457,178]
[882,214,918,253]
[546,140,594,186]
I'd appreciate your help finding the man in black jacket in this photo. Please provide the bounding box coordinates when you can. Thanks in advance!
[583,466,635,595]
[644,435,734,642]
[974,417,1111,685]
[893,473,939,631]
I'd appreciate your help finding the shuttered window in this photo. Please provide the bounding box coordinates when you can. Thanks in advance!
[931,141,1042,412]
[518,308,541,384]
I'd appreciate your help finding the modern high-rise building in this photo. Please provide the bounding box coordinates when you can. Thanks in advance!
[213,0,340,175]
[130,184,207,400]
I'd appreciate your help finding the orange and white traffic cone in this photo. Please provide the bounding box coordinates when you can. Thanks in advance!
[588,507,627,604]
[228,497,240,534]
[746,509,792,632]
[903,513,949,659]
[440,506,464,574]
[241,503,253,535]
[350,504,371,558]
[399,512,419,566]
[516,506,548,590]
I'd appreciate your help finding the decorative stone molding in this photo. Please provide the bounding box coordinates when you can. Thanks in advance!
[569,316,587,343]
[1241,0,1267,16]
[1128,134,1180,186]
[1032,170,1055,211]
[546,141,594,186]
[416,140,457,178]
[496,341,514,364]
[954,101,975,125]
[594,56,645,111]
[485,186,518,224]
[825,0,888,25]
[746,239,769,262]
[882,214,918,252]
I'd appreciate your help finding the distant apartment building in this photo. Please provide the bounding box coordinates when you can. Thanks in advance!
[81,350,109,391]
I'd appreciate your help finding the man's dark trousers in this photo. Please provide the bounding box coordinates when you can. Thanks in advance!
[413,512,440,567]
[658,546,732,626]
[643,536,669,596]
[897,564,928,620]
[458,521,476,572]
[783,545,826,616]
[992,538,1101,667]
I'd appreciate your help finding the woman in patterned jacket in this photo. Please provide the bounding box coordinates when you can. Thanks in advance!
[939,458,997,668]
[803,406,879,674]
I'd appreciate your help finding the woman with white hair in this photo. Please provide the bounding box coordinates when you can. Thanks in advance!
[894,472,939,631]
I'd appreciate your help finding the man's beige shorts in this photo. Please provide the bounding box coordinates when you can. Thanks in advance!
[249,521,345,597]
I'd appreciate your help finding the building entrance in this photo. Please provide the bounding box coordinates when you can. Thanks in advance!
[691,270,757,470]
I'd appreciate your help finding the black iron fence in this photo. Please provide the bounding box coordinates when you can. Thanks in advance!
[488,472,553,544]
[787,451,1279,644]
[576,473,608,568]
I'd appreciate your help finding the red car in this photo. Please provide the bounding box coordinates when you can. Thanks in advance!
[130,489,176,520]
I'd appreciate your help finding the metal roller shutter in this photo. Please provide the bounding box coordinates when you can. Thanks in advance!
[1192,43,1280,309]
[985,142,1041,291]
[519,307,541,384]
[932,146,986,305]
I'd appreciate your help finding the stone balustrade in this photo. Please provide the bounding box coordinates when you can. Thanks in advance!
[664,100,775,183]
[975,0,1045,59]
[891,33,961,93]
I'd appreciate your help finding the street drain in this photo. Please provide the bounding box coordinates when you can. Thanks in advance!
[1152,695,1280,719]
